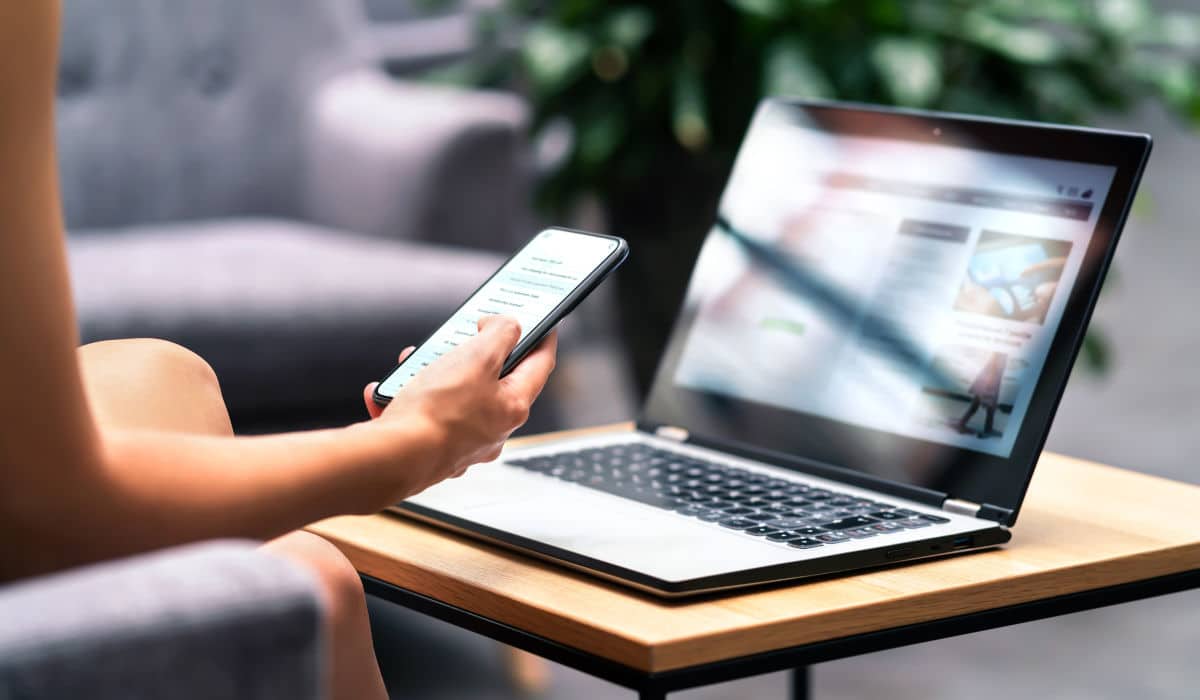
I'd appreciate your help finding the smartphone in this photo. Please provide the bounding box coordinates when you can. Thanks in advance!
[372,228,628,405]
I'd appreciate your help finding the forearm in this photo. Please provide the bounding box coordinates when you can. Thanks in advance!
[2,419,441,579]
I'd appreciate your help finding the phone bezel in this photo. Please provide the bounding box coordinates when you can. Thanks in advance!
[372,227,628,406]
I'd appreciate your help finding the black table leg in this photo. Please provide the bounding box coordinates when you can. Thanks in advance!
[791,666,810,700]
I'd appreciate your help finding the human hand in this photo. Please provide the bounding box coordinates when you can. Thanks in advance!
[359,315,557,503]
[955,280,1004,317]
[1019,256,1067,285]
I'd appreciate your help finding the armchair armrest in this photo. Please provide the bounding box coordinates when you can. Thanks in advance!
[0,541,324,700]
[301,67,532,252]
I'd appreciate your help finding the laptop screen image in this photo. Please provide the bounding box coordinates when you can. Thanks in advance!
[643,101,1151,522]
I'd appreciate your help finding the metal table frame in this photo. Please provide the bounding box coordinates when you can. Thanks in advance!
[364,569,1200,699]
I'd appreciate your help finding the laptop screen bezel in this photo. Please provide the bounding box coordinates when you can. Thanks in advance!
[639,99,1152,526]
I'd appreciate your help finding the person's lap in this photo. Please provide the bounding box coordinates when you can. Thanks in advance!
[78,338,387,700]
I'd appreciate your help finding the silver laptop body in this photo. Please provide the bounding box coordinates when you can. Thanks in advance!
[390,100,1150,597]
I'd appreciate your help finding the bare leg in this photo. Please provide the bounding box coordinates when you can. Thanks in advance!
[982,404,996,436]
[955,396,981,432]
[264,531,388,700]
[79,338,234,435]
[503,646,551,694]
[79,338,387,700]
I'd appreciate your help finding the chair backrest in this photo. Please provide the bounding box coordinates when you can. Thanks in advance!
[57,0,366,232]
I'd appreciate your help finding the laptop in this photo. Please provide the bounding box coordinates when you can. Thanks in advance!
[392,99,1152,597]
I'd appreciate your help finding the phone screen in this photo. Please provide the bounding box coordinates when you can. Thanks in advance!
[376,229,622,399]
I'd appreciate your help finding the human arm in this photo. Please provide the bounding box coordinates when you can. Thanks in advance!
[0,2,556,580]
[3,314,554,579]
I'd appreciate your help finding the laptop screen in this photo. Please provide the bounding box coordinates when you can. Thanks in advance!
[642,101,1151,522]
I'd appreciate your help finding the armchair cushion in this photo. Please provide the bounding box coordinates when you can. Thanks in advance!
[68,217,505,429]
[0,541,323,700]
[301,68,530,252]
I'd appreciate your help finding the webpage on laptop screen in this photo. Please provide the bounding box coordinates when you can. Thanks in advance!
[673,116,1116,457]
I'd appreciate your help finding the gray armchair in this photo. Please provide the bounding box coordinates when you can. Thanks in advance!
[0,542,323,699]
[60,0,534,431]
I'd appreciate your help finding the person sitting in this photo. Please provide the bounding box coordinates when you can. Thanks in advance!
[0,3,557,699]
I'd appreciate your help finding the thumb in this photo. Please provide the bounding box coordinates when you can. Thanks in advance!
[363,382,385,419]
[471,314,522,370]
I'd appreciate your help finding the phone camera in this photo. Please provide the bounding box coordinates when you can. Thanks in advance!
[932,127,943,137]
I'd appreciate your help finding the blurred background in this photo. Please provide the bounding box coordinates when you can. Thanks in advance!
[59,0,1199,697]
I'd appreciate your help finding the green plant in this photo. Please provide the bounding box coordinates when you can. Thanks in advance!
[427,0,1200,386]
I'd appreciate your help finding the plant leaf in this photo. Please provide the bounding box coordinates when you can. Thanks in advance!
[962,10,1063,64]
[522,24,592,96]
[1079,330,1112,375]
[763,38,833,99]
[672,65,710,151]
[872,37,942,106]
[576,108,625,168]
[605,6,654,49]
[1094,0,1152,35]
[727,0,788,19]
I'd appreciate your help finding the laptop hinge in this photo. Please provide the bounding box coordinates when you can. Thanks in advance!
[942,498,982,518]
[654,425,690,442]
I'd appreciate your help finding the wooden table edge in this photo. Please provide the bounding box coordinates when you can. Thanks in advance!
[310,423,1200,673]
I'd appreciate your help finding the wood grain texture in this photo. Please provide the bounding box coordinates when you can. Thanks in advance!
[308,423,1200,672]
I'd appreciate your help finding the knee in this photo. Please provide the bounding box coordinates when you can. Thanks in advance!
[273,532,365,620]
[130,339,221,393]
[85,338,221,394]
[80,338,232,435]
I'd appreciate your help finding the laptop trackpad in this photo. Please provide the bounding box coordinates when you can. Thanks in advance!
[405,462,799,582]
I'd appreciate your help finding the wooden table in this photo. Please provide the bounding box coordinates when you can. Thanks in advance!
[310,424,1200,699]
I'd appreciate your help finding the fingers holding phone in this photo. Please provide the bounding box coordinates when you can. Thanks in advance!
[358,228,625,501]
[363,345,414,420]
[361,314,557,496]
[502,325,558,402]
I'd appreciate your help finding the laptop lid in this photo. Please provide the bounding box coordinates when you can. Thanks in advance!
[640,99,1151,525]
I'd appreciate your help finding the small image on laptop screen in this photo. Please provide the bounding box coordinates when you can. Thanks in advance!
[672,108,1116,458]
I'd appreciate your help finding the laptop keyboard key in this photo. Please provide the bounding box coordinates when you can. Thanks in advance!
[845,527,878,538]
[745,526,779,536]
[816,532,850,543]
[719,518,757,530]
[766,530,804,541]
[919,514,951,524]
[765,518,810,530]
[787,538,824,549]
[745,512,779,522]
[818,516,879,530]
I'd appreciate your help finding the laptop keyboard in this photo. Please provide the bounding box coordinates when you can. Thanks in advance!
[505,442,949,550]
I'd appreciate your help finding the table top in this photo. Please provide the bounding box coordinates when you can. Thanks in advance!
[309,423,1200,673]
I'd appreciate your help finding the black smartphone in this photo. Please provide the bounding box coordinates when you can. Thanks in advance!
[372,227,628,405]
